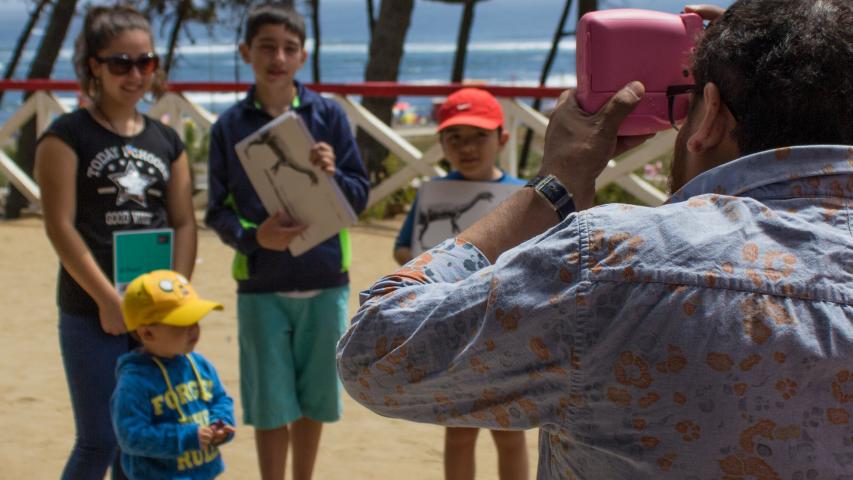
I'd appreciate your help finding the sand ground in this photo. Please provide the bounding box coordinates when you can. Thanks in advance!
[0,216,540,479]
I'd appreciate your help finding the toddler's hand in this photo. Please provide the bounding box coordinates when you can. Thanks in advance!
[210,420,236,446]
[198,426,214,449]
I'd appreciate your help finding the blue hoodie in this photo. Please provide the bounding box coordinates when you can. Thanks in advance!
[111,351,235,480]
[205,81,370,293]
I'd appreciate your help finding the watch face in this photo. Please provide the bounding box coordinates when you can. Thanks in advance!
[528,175,575,220]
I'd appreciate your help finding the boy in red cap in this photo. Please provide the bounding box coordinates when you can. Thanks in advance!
[393,88,530,480]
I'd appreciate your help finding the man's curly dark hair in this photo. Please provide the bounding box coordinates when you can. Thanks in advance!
[692,0,853,155]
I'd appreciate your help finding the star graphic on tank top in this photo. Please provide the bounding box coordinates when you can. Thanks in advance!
[107,160,156,207]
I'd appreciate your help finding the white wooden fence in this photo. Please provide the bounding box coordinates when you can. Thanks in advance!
[0,88,671,212]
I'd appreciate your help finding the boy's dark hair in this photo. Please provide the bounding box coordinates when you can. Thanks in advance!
[692,0,853,155]
[245,2,306,46]
[73,5,156,97]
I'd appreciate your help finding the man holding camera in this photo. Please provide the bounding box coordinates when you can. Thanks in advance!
[338,0,853,477]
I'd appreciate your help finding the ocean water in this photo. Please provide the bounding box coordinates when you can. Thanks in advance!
[0,0,730,119]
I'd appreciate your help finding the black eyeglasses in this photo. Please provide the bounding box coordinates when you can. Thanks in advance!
[666,84,697,131]
[94,52,159,76]
[667,83,740,131]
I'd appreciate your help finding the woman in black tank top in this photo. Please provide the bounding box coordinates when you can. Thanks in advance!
[33,6,196,479]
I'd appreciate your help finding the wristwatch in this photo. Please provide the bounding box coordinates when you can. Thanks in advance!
[525,174,575,220]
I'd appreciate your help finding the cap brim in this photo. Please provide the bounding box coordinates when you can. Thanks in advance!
[160,299,224,328]
[438,115,503,132]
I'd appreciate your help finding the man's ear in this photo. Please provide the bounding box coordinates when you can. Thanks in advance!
[238,43,251,64]
[299,47,308,66]
[686,82,736,154]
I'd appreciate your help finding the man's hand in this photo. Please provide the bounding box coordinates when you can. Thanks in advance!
[97,291,127,336]
[256,211,308,251]
[310,142,336,176]
[198,426,214,449]
[684,4,725,22]
[540,82,649,210]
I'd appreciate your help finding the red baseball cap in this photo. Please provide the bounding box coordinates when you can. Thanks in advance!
[437,88,504,132]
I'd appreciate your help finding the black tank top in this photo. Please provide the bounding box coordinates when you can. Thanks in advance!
[41,109,185,315]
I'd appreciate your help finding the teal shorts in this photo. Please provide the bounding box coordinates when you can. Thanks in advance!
[237,286,349,429]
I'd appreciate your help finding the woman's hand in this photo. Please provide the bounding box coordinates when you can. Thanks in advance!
[98,290,127,336]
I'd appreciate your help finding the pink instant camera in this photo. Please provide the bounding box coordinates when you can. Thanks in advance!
[576,9,704,136]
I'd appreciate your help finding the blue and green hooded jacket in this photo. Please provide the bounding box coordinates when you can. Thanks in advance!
[204,81,370,293]
[111,351,235,480]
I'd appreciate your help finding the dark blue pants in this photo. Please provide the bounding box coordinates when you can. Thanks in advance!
[59,310,133,480]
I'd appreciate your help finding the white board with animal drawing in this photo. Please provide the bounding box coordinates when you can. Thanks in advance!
[411,180,522,255]
[235,111,356,257]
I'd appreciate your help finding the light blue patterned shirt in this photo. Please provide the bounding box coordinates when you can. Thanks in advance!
[338,145,853,479]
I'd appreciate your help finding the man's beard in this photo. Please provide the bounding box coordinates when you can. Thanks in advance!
[667,120,692,195]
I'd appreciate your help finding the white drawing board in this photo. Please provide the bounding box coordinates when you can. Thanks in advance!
[236,112,356,256]
[411,180,521,254]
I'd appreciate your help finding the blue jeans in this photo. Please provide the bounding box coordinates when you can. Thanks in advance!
[59,310,134,480]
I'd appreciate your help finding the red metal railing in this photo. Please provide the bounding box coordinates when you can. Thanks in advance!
[0,79,567,98]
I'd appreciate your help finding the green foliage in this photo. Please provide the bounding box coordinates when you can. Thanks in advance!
[594,150,673,206]
[359,152,418,220]
[183,120,210,166]
[594,184,642,205]
[181,120,210,193]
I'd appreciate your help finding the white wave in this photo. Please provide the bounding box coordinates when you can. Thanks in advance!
[57,37,575,61]
[172,44,238,55]
[182,91,245,106]
[406,39,576,54]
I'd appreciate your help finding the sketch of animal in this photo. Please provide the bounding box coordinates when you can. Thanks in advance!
[417,191,494,248]
[245,130,318,185]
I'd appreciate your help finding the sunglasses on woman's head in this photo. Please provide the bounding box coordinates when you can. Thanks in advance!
[94,52,159,76]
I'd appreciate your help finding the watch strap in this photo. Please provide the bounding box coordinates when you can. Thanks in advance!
[525,174,576,220]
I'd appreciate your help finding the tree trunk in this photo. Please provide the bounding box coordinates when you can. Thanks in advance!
[310,0,321,82]
[451,0,476,83]
[519,0,574,173]
[163,0,192,76]
[0,0,51,105]
[578,0,597,20]
[7,0,79,219]
[365,0,376,38]
[356,0,415,185]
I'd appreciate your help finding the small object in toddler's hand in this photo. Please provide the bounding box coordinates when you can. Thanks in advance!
[211,419,225,431]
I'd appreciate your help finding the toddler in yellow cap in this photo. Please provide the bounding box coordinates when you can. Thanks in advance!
[110,270,236,480]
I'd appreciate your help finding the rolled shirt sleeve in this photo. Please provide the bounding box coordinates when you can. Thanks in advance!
[338,217,583,430]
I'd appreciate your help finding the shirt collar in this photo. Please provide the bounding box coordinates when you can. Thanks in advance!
[240,81,304,114]
[668,145,853,203]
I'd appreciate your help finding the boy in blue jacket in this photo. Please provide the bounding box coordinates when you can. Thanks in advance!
[111,270,235,480]
[204,3,369,479]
